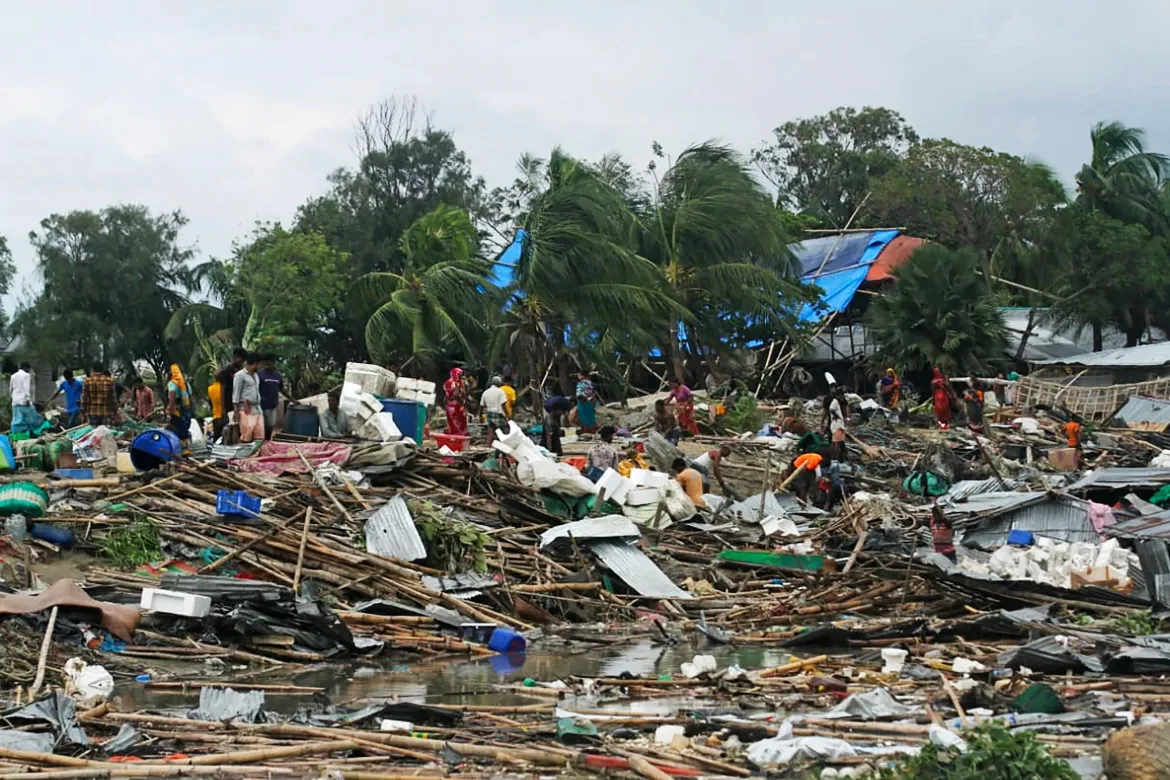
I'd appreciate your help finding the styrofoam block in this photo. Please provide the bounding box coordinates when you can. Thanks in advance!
[396,377,419,392]
[416,380,436,394]
[625,486,664,507]
[397,388,419,401]
[358,412,403,443]
[141,588,211,618]
[344,362,396,397]
[595,468,632,504]
[630,468,669,489]
[416,392,436,408]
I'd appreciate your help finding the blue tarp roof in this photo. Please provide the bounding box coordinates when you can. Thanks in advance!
[796,230,900,322]
[489,229,526,289]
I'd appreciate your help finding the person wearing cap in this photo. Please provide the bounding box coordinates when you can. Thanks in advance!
[481,376,508,445]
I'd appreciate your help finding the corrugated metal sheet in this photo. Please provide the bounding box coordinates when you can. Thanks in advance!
[946,478,1021,501]
[961,494,1099,548]
[1113,396,1170,431]
[1105,511,1170,541]
[1133,539,1170,610]
[365,496,427,561]
[1035,341,1170,368]
[589,541,691,599]
[1069,468,1170,493]
[540,515,640,553]
[940,491,1041,519]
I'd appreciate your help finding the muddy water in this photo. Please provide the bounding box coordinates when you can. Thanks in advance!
[117,638,796,714]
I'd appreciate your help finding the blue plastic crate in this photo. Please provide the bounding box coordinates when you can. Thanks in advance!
[1007,529,1035,547]
[216,489,262,518]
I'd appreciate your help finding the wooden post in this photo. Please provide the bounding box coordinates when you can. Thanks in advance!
[292,507,314,592]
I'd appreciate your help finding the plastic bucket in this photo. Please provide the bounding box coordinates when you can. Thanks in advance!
[130,429,183,471]
[434,433,469,453]
[487,627,527,653]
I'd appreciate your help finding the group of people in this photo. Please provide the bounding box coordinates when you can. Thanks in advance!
[209,350,288,445]
[652,378,702,444]
[10,362,154,437]
[443,369,518,443]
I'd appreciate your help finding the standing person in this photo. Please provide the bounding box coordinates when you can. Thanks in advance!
[828,385,847,462]
[257,354,284,440]
[480,376,508,445]
[10,362,40,435]
[1005,370,1021,406]
[878,368,901,409]
[692,444,733,494]
[666,378,699,438]
[501,375,517,419]
[931,368,955,430]
[232,354,264,443]
[166,363,194,454]
[541,397,569,456]
[319,391,349,438]
[443,367,468,437]
[131,377,156,420]
[49,369,85,428]
[586,425,620,473]
[671,457,707,510]
[575,371,599,434]
[654,399,681,444]
[213,348,247,441]
[81,363,117,427]
[964,377,985,434]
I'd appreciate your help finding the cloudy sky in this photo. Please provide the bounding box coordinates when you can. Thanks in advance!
[2,1,1168,306]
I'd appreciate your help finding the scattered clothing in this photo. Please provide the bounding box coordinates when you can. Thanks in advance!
[320,408,349,438]
[617,454,649,478]
[586,440,620,473]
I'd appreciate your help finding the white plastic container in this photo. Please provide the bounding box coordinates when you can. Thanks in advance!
[140,588,211,618]
[625,487,664,507]
[880,648,908,674]
[415,392,437,408]
[595,469,632,504]
[630,468,669,489]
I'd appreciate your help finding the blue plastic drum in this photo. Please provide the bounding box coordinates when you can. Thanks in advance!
[130,428,184,471]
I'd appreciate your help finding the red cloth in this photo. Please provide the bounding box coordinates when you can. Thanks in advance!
[233,440,352,475]
[931,369,952,427]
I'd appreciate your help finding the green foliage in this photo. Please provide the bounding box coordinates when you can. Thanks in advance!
[1109,610,1164,636]
[100,518,163,570]
[0,235,16,332]
[13,206,195,376]
[1076,121,1170,235]
[867,244,1006,375]
[878,722,1077,780]
[412,499,492,573]
[721,395,764,434]
[355,205,492,364]
[753,106,918,226]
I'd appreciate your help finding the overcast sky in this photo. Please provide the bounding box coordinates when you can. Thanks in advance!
[3,1,1168,308]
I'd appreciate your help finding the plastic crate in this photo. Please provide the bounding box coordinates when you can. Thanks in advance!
[216,489,262,518]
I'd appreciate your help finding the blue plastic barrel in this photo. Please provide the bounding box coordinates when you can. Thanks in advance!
[487,627,527,653]
[285,405,320,437]
[31,523,75,547]
[381,399,425,443]
[130,428,183,471]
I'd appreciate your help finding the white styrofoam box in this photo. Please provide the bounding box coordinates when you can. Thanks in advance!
[416,380,436,394]
[625,486,665,507]
[358,412,403,443]
[630,468,669,489]
[141,588,211,618]
[416,392,436,408]
[396,377,419,392]
[298,393,330,416]
[595,468,632,504]
[344,362,396,397]
[397,388,419,401]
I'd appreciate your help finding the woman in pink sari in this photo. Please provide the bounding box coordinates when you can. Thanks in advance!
[443,367,468,437]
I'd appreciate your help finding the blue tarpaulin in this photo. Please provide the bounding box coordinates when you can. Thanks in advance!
[796,230,901,323]
[489,229,526,289]
[797,264,871,322]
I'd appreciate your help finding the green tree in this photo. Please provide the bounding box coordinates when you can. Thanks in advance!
[867,244,1006,375]
[753,106,918,226]
[14,206,194,377]
[636,142,809,380]
[355,205,492,366]
[1047,206,1170,350]
[865,139,1065,280]
[0,235,17,333]
[167,225,347,393]
[1075,121,1169,233]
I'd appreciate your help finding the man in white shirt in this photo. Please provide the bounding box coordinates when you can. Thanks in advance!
[828,384,847,462]
[480,376,508,446]
[10,362,41,435]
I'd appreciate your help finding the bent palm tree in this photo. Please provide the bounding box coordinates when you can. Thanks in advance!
[635,142,810,380]
[355,205,492,364]
[1076,121,1169,233]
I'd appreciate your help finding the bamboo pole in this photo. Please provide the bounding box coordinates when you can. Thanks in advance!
[29,606,58,697]
[291,506,314,591]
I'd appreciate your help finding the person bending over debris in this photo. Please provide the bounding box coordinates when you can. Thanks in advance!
[672,457,707,510]
[48,369,85,428]
[232,354,264,443]
[654,399,681,444]
[692,444,732,494]
[319,392,348,438]
[587,425,620,472]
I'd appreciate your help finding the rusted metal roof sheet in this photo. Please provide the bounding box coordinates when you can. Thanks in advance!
[364,496,427,561]
[1105,511,1170,541]
[589,541,691,599]
[1113,396,1170,432]
[865,235,926,282]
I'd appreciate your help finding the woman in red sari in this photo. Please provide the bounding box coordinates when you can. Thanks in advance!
[667,378,699,437]
[931,368,954,430]
[443,367,469,437]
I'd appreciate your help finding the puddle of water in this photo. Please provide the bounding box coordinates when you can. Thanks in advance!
[117,638,798,716]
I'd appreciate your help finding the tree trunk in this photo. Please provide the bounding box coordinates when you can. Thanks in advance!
[1013,308,1039,363]
[1092,323,1103,352]
[978,247,992,285]
[667,322,686,383]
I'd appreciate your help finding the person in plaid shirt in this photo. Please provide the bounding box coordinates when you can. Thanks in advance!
[81,363,118,426]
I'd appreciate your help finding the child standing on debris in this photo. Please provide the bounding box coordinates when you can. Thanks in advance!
[232,354,264,443]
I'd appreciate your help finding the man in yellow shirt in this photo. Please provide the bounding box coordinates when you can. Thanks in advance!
[501,375,517,419]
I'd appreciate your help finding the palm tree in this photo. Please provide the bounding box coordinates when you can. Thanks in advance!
[867,244,1006,375]
[503,148,679,393]
[354,205,493,367]
[1076,121,1169,233]
[634,143,809,381]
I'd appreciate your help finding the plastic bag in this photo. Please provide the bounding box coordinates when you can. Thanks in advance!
[64,657,114,701]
